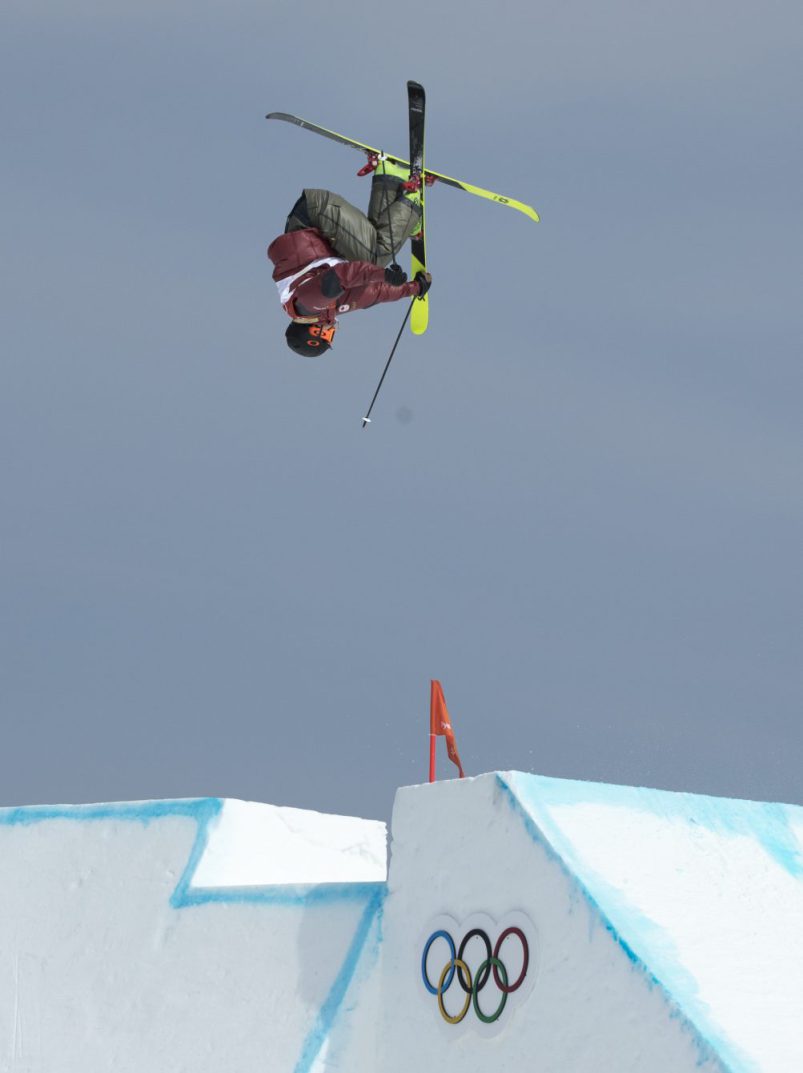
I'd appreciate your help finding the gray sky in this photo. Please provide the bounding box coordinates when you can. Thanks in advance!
[2,0,801,822]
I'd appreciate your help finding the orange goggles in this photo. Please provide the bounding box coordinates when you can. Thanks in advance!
[308,323,337,346]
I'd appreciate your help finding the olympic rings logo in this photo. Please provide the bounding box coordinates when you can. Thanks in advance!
[420,916,533,1027]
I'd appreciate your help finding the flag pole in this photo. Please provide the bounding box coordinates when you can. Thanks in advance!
[429,680,436,782]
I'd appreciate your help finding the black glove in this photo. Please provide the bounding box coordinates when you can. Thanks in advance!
[414,271,432,297]
[384,263,407,286]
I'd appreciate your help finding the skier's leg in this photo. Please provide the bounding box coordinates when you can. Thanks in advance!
[367,171,423,266]
[301,189,378,263]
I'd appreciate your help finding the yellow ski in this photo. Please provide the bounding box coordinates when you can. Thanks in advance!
[407,81,428,335]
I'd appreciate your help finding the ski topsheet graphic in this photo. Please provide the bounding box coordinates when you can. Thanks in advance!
[265,113,541,225]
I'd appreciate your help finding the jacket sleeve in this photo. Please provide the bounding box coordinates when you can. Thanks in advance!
[332,261,420,305]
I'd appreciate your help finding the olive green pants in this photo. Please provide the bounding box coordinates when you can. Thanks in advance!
[284,177,421,267]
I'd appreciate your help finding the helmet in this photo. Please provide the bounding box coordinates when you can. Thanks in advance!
[285,321,336,356]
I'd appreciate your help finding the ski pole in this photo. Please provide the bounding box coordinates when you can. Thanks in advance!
[361,300,415,427]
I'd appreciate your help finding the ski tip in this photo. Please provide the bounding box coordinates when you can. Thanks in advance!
[362,417,371,427]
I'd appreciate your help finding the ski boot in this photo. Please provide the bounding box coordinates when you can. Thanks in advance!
[359,154,423,205]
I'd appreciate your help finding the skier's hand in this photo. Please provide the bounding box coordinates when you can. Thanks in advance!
[414,271,432,298]
[384,263,407,286]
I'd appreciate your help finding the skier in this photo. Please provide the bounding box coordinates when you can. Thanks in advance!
[268,162,432,356]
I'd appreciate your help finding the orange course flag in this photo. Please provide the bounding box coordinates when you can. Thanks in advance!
[430,680,465,779]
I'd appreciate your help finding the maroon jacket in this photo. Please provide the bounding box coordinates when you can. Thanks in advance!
[268,228,420,325]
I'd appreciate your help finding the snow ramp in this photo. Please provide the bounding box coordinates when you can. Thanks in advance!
[380,772,803,1073]
[1,774,802,1072]
[0,798,386,1072]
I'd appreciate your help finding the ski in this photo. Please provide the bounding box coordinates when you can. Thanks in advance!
[407,81,427,335]
[266,112,540,225]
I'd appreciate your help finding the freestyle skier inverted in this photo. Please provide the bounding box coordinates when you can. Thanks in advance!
[268,175,431,357]
[266,82,539,417]
[268,82,431,357]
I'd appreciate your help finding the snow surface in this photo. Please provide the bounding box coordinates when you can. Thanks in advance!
[0,799,384,1073]
[1,774,800,1072]
[506,772,803,1073]
[381,774,730,1073]
[191,798,386,887]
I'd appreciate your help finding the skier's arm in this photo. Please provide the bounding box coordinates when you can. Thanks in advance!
[331,261,416,293]
[292,262,422,314]
[329,262,421,305]
[359,278,421,306]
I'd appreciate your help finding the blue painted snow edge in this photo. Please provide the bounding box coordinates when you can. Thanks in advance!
[293,888,385,1073]
[496,772,758,1073]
